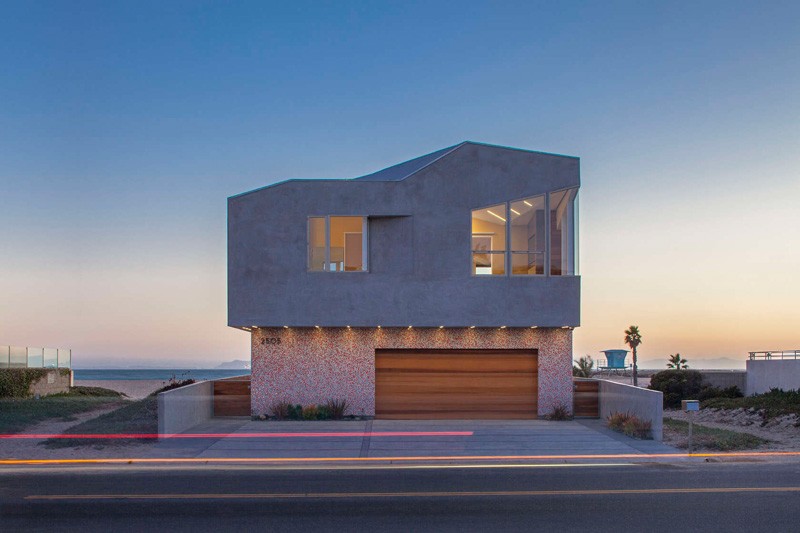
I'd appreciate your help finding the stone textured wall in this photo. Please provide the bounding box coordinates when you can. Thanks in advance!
[29,370,72,397]
[251,327,572,417]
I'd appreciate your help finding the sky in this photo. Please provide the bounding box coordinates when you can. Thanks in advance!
[1,1,798,368]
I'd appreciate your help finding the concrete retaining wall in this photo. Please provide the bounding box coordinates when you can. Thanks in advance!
[699,370,746,390]
[597,379,663,441]
[30,370,72,397]
[157,380,214,436]
[746,360,800,396]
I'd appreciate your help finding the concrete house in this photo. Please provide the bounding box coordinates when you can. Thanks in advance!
[228,141,580,419]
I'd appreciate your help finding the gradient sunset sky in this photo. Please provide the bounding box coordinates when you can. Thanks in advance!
[1,1,798,367]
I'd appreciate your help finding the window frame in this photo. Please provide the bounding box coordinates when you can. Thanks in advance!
[307,215,369,273]
[470,187,578,278]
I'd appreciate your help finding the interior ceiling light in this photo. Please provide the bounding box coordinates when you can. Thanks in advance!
[523,200,533,207]
[487,210,506,222]
[510,208,520,216]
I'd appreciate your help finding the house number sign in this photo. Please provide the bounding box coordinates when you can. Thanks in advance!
[261,338,281,346]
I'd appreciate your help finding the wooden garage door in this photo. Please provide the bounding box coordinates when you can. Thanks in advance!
[375,349,537,419]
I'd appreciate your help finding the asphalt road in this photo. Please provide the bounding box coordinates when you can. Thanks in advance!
[3,461,800,532]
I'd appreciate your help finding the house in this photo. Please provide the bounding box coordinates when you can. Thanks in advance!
[228,141,580,419]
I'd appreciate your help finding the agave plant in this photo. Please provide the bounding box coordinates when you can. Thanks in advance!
[624,325,643,386]
[572,355,594,378]
[667,353,688,370]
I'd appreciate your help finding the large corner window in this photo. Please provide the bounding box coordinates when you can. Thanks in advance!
[471,188,578,277]
[549,189,578,276]
[510,196,545,275]
[471,204,506,275]
[308,216,368,272]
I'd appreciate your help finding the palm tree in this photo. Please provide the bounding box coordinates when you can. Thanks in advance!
[667,353,688,370]
[624,325,643,386]
[573,355,594,378]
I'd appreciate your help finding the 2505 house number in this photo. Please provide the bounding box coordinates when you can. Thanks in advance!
[261,337,281,346]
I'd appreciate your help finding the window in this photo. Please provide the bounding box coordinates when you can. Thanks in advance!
[510,195,545,275]
[471,188,578,277]
[549,188,578,276]
[307,216,368,272]
[471,204,506,275]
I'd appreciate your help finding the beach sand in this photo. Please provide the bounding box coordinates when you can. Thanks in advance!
[74,379,169,399]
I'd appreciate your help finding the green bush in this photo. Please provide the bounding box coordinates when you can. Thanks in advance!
[0,368,52,398]
[648,369,704,408]
[697,385,743,402]
[702,388,800,419]
[324,399,348,420]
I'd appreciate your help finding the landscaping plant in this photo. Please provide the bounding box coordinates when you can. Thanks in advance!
[324,399,349,420]
[648,369,704,408]
[572,355,594,378]
[547,403,573,420]
[666,353,689,370]
[624,325,643,387]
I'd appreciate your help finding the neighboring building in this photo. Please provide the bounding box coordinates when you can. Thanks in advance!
[228,141,580,418]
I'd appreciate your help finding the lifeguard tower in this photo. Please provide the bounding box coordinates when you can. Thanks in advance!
[597,349,630,375]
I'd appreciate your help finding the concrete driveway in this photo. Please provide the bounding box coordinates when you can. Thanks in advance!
[153,418,679,460]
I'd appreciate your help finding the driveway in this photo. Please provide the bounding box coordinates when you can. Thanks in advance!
[152,418,680,460]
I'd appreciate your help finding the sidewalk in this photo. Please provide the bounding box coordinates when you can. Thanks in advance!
[150,418,682,461]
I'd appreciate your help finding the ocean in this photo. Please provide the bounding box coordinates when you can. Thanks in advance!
[72,369,250,381]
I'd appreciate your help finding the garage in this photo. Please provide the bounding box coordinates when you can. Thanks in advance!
[375,349,538,419]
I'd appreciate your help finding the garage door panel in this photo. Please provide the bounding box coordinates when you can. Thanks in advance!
[375,349,537,419]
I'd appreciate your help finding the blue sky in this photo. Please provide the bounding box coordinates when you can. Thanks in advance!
[1,1,798,367]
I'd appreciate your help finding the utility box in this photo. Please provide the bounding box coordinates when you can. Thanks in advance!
[682,400,700,411]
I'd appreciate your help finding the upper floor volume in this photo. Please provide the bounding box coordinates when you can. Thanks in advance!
[228,141,581,329]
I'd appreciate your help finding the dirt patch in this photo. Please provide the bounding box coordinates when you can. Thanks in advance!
[664,408,800,451]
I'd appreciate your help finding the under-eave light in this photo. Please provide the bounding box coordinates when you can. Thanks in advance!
[407,325,412,329]
[315,325,321,329]
[439,325,444,329]
[283,325,289,329]
[530,326,538,329]
[346,325,351,329]
[469,325,476,329]
[377,325,381,329]
[499,325,507,329]
[487,210,506,222]
[562,326,572,329]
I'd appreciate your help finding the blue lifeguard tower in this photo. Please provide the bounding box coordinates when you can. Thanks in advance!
[598,349,630,375]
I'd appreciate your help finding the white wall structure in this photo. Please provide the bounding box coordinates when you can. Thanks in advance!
[746,360,800,395]
[157,380,214,437]
[597,379,663,441]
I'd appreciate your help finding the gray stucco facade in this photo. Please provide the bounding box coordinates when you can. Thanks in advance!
[228,141,581,329]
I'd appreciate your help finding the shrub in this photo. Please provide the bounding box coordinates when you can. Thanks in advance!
[0,368,52,398]
[270,400,292,420]
[698,385,744,402]
[152,379,195,395]
[648,369,704,408]
[607,411,632,431]
[315,405,331,420]
[606,411,652,439]
[622,417,652,439]
[324,399,348,420]
[286,404,303,420]
[547,403,573,420]
[301,405,318,420]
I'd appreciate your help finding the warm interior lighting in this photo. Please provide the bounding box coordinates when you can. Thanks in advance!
[523,200,532,207]
[510,208,520,216]
[251,326,258,329]
[487,210,506,222]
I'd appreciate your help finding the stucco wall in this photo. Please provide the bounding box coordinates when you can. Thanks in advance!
[598,379,663,441]
[229,143,581,329]
[746,360,800,395]
[157,380,215,436]
[251,326,572,417]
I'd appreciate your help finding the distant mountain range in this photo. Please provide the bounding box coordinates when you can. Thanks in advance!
[215,359,251,370]
[637,357,745,370]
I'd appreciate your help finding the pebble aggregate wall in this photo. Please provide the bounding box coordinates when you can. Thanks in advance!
[251,327,572,417]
